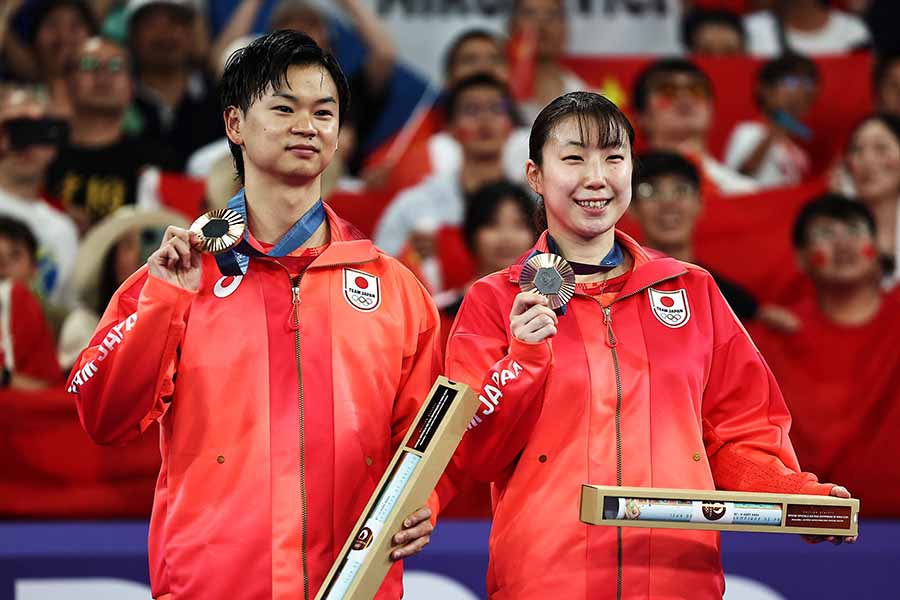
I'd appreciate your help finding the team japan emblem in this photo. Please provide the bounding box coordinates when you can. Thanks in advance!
[343,268,381,312]
[648,288,690,328]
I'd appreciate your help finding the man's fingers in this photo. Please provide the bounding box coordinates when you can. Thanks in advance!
[390,534,430,561]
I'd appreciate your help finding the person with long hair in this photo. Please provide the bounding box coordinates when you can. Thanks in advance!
[446,91,854,599]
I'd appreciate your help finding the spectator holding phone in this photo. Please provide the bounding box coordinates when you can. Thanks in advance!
[0,84,78,309]
[724,53,819,187]
[45,37,175,231]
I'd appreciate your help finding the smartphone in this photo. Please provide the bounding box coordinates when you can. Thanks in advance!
[771,110,812,142]
[4,117,70,150]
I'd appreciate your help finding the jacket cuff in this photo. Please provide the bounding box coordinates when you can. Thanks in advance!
[508,336,553,365]
[141,273,197,318]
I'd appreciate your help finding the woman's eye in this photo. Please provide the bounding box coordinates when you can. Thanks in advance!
[607,154,624,162]
[563,155,583,161]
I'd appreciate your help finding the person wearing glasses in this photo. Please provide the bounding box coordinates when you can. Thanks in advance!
[45,36,176,231]
[633,58,758,195]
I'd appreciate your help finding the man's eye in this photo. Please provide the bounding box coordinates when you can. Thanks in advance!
[563,155,583,161]
[315,110,334,117]
[274,105,293,113]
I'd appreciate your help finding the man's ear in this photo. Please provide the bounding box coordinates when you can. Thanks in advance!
[525,159,543,197]
[224,106,243,147]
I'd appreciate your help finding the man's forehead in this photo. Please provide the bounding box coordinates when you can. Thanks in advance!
[268,65,337,95]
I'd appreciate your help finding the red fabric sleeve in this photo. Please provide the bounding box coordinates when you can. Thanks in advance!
[701,278,833,496]
[67,268,196,446]
[445,279,554,483]
[10,282,60,384]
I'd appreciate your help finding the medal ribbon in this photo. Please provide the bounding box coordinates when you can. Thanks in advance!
[546,234,624,275]
[215,188,327,276]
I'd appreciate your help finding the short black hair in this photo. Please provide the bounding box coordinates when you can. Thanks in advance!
[758,53,820,88]
[445,73,520,125]
[681,8,745,53]
[219,29,350,182]
[463,180,536,253]
[873,53,900,94]
[443,28,502,80]
[529,91,634,166]
[26,0,98,44]
[792,193,876,249]
[632,58,712,114]
[0,216,38,261]
[634,150,700,190]
[850,113,900,154]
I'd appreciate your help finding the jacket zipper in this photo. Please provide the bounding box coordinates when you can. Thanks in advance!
[595,272,685,600]
[602,305,624,600]
[289,275,309,600]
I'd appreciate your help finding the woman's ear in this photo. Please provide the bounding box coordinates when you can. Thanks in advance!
[224,106,243,147]
[525,159,543,197]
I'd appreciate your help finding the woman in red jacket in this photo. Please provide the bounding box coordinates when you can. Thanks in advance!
[445,92,854,599]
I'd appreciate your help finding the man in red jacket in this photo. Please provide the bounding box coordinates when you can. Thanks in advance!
[68,31,446,600]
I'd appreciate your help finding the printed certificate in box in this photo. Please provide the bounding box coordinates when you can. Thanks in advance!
[580,485,859,536]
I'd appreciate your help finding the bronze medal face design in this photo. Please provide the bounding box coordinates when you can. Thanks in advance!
[519,253,575,310]
[190,208,246,255]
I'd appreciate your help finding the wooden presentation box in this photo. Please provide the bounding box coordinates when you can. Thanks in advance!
[580,485,859,537]
[316,377,478,600]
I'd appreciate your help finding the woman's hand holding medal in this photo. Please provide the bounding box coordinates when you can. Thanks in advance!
[510,292,558,343]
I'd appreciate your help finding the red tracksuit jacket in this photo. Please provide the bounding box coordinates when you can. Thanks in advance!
[446,230,833,599]
[68,206,448,599]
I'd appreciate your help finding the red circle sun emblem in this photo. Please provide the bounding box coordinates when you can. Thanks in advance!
[355,276,369,289]
[660,296,675,308]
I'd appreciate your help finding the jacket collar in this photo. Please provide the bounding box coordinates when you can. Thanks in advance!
[508,229,687,298]
[307,202,379,269]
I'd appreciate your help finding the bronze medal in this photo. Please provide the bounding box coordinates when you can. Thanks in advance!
[190,208,245,255]
[519,253,576,310]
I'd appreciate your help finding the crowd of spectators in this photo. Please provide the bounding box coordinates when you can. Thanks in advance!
[1,0,898,519]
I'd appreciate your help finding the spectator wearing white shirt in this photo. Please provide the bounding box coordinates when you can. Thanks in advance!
[744,0,870,57]
[633,58,758,195]
[681,8,747,56]
[725,53,819,188]
[374,74,516,260]
[0,85,78,309]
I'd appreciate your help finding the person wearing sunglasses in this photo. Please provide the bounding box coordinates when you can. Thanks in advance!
[633,58,758,195]
[45,37,176,232]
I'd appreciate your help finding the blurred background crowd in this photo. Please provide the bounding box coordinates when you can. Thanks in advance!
[1,0,899,521]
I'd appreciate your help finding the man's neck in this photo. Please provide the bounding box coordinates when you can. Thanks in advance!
[70,111,125,147]
[816,281,882,327]
[243,170,328,247]
[648,239,693,262]
[459,155,505,193]
[0,168,41,200]
[139,68,190,108]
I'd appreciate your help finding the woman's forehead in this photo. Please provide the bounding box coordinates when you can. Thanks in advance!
[547,115,630,149]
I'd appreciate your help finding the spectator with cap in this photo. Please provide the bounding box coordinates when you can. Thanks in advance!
[743,0,870,56]
[873,54,900,119]
[45,37,175,231]
[0,215,61,389]
[634,58,758,194]
[0,84,77,308]
[374,74,518,286]
[750,194,900,516]
[631,150,760,320]
[127,0,222,170]
[724,53,819,187]
[681,8,747,55]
